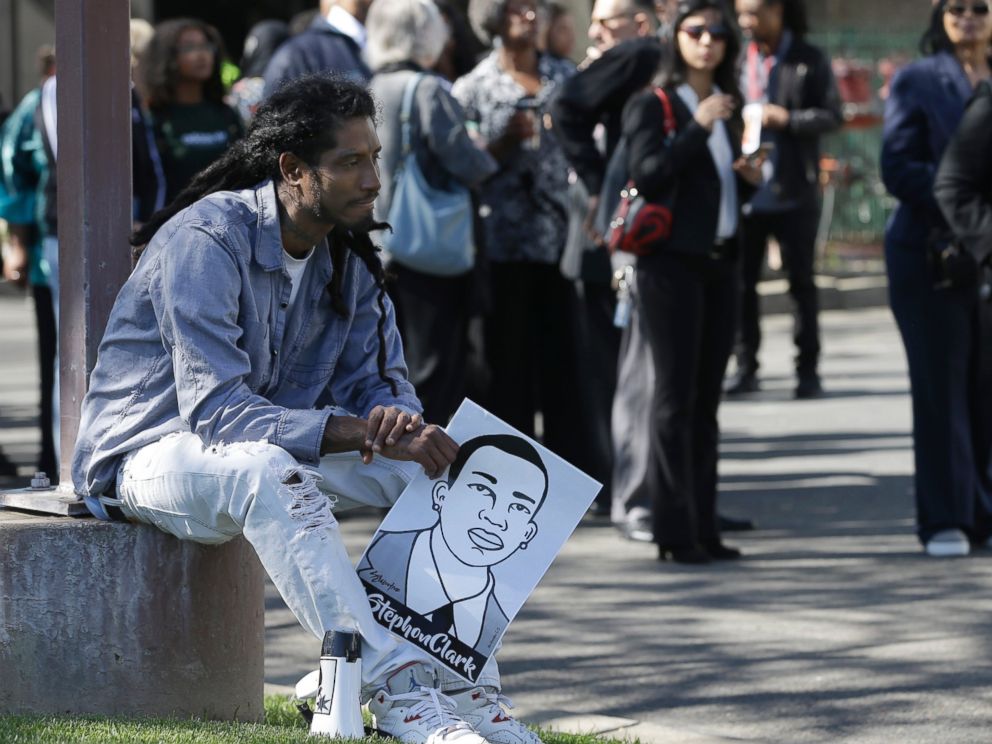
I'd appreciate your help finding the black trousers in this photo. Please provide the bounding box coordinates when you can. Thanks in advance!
[572,281,621,508]
[886,237,992,542]
[737,205,821,375]
[32,284,58,475]
[484,261,583,464]
[637,250,738,548]
[387,264,472,427]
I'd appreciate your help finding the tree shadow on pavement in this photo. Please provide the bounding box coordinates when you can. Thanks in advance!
[501,468,992,744]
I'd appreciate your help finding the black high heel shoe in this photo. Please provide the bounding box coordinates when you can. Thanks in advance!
[658,544,711,564]
[703,542,742,560]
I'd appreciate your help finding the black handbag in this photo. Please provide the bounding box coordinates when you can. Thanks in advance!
[606,87,678,256]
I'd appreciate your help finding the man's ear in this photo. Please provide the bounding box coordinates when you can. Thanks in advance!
[279,152,306,187]
[633,11,654,36]
[432,481,448,511]
[521,520,539,548]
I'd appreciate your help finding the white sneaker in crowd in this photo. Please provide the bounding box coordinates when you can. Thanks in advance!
[449,686,544,744]
[369,662,488,744]
[924,528,971,557]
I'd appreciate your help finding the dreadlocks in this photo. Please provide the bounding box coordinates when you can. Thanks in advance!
[132,73,399,396]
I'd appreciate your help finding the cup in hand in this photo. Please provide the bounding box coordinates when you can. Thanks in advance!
[742,103,763,156]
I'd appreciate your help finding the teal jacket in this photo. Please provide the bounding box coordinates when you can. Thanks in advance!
[0,87,52,286]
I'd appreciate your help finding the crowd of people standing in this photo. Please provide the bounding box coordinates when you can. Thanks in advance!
[1,0,991,566]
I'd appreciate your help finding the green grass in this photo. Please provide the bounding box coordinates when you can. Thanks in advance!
[0,695,622,744]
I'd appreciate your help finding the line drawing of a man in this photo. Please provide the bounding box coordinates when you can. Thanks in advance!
[358,434,549,657]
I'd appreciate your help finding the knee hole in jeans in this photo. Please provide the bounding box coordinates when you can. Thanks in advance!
[279,463,337,543]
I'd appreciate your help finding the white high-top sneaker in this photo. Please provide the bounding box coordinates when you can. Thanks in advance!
[368,662,488,744]
[448,686,544,744]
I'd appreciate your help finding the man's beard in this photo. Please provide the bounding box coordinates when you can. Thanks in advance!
[346,213,378,233]
[308,177,330,223]
[308,178,379,234]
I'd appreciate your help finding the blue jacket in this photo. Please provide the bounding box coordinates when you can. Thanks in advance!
[262,16,369,99]
[881,51,974,250]
[72,180,420,504]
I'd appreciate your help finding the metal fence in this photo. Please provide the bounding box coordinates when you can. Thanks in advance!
[810,30,921,251]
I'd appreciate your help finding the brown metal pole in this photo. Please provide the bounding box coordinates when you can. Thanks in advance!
[56,0,132,490]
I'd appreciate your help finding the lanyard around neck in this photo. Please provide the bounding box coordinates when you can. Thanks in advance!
[746,42,776,103]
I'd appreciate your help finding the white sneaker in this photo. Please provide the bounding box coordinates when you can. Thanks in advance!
[369,663,488,744]
[449,687,544,744]
[925,528,971,557]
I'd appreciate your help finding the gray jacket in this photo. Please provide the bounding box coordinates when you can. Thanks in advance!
[369,68,497,224]
[72,180,420,504]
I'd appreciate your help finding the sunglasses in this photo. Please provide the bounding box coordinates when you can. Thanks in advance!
[946,3,990,16]
[679,23,731,41]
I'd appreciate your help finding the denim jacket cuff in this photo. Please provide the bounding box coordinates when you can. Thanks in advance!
[276,407,334,465]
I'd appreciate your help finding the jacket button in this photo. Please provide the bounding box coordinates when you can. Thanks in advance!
[280,301,288,309]
[271,348,278,356]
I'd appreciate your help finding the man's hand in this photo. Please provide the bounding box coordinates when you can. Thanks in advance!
[364,405,423,455]
[321,406,460,478]
[374,423,459,479]
[762,104,791,130]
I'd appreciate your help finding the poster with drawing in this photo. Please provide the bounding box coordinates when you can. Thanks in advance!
[357,399,601,682]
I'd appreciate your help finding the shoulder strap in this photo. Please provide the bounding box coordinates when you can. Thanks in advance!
[653,87,676,137]
[399,72,426,158]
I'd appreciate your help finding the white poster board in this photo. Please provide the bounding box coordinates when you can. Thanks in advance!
[358,399,601,682]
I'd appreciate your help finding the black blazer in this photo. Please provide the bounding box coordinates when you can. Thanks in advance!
[882,52,975,252]
[757,37,842,206]
[935,79,992,265]
[550,36,664,196]
[622,85,752,256]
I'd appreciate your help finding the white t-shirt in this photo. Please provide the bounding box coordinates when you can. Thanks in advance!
[284,247,315,309]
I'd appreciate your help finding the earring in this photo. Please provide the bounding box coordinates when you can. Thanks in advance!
[432,503,441,512]
[518,542,528,550]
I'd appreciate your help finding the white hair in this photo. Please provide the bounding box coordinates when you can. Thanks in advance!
[366,0,449,70]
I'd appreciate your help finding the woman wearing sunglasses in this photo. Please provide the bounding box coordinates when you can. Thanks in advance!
[881,0,992,558]
[621,0,761,564]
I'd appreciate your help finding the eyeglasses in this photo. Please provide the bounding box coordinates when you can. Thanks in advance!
[946,3,990,16]
[591,10,635,27]
[679,23,731,41]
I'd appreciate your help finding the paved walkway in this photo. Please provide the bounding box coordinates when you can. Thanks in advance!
[2,284,990,743]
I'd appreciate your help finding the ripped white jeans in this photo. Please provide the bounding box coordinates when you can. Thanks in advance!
[115,431,500,695]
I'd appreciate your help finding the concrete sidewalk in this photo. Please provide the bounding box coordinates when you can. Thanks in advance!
[263,307,992,744]
[3,282,991,743]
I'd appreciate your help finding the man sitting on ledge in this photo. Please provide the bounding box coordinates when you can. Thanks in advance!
[71,74,539,744]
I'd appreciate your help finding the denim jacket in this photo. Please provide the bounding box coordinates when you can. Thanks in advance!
[72,179,420,505]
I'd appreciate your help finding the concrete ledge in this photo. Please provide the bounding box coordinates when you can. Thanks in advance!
[758,274,888,315]
[0,511,266,721]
